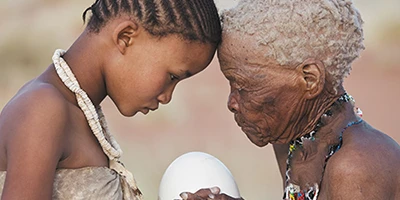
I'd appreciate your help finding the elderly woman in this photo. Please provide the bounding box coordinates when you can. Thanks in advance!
[182,0,400,199]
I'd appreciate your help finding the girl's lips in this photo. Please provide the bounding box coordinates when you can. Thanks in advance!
[149,107,158,111]
[141,108,149,115]
[141,106,158,115]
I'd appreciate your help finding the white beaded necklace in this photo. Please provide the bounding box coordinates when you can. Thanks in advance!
[52,49,142,199]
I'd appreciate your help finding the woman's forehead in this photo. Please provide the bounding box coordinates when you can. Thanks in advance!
[219,32,273,66]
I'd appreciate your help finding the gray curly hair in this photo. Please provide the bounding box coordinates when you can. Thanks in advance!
[221,0,365,92]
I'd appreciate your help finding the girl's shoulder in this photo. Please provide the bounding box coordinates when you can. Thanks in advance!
[0,80,74,173]
[0,79,72,144]
[2,80,70,118]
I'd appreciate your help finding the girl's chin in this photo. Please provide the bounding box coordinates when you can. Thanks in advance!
[118,109,139,117]
[119,108,150,117]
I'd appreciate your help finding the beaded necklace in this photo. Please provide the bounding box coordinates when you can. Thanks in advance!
[52,49,143,199]
[283,93,363,200]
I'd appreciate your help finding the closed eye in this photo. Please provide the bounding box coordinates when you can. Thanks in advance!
[230,82,245,91]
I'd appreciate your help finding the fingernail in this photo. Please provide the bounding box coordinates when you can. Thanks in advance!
[210,187,220,194]
[180,192,188,200]
[208,194,215,199]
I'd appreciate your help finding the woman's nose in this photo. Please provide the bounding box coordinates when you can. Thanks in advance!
[227,92,240,113]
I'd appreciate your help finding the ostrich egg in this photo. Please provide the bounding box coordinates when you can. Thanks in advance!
[214,0,240,12]
[158,152,241,200]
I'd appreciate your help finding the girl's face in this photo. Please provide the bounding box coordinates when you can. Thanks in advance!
[106,33,216,117]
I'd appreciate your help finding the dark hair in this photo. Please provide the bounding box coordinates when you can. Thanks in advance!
[82,0,222,44]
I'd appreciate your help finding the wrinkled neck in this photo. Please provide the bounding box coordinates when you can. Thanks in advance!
[292,86,347,140]
[289,91,363,166]
[275,91,362,190]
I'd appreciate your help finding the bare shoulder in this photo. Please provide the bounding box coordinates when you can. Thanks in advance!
[0,81,71,165]
[0,81,71,136]
[321,122,400,199]
[0,81,72,199]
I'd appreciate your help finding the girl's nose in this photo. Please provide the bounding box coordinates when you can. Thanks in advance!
[157,85,174,104]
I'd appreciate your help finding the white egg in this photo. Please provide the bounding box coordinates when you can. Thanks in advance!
[158,152,241,200]
[214,0,240,13]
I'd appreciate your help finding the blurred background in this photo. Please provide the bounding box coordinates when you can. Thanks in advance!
[0,0,399,199]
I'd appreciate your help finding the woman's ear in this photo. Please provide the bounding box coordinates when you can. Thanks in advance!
[297,58,326,99]
[113,21,140,55]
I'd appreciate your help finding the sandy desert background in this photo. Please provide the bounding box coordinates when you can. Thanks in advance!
[0,0,399,199]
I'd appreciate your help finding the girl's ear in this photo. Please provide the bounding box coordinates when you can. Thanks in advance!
[113,21,140,54]
[296,58,326,99]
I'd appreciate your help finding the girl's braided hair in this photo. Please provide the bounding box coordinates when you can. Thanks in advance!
[82,0,222,44]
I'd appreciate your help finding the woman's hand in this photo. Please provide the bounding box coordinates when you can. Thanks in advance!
[180,187,244,200]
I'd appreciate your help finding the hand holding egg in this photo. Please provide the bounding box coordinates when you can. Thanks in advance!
[180,187,244,200]
[158,152,243,200]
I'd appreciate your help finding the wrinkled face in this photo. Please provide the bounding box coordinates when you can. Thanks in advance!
[218,33,305,147]
[108,34,216,117]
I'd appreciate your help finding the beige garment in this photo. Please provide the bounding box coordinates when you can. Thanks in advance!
[0,167,138,200]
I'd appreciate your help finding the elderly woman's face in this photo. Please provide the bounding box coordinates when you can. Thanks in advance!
[218,33,305,146]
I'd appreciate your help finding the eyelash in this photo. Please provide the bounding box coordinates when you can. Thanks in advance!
[170,74,179,81]
[229,80,246,93]
[233,83,244,91]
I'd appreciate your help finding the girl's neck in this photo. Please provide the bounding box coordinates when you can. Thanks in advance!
[59,30,108,107]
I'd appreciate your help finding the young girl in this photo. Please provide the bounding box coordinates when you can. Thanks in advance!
[0,0,221,199]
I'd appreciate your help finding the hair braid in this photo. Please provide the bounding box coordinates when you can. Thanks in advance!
[193,0,212,37]
[143,0,160,28]
[172,0,193,31]
[131,0,143,20]
[159,0,176,25]
[185,0,206,39]
[119,0,131,13]
[99,0,111,18]
[111,0,119,15]
[83,0,221,44]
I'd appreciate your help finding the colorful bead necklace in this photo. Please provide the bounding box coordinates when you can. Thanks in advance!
[283,93,363,200]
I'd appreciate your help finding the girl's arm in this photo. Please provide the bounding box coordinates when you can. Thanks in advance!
[0,86,69,200]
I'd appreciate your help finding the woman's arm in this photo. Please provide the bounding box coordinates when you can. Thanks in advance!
[0,86,69,200]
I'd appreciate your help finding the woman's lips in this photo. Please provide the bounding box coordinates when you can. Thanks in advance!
[241,126,258,135]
